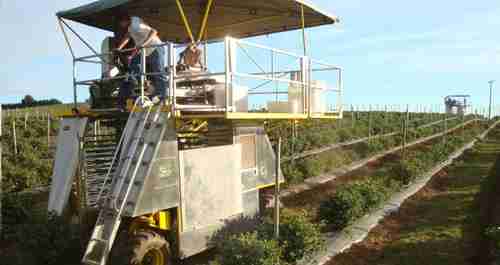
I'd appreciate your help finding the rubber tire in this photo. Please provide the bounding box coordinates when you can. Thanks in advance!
[110,229,171,265]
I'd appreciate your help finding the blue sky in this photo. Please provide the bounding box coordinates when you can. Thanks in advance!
[1,0,499,114]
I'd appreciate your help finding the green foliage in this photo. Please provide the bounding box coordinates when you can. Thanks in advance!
[2,116,58,192]
[485,226,500,248]
[1,193,36,239]
[318,179,395,230]
[213,210,323,265]
[389,158,425,185]
[259,210,325,264]
[278,210,324,263]
[281,162,305,184]
[283,148,355,184]
[1,213,82,265]
[316,149,355,176]
[22,95,35,105]
[215,232,280,265]
[366,138,387,154]
[317,121,486,232]
[485,226,500,262]
[3,98,63,109]
[296,158,323,179]
[270,112,478,185]
[335,128,351,142]
[266,112,466,159]
[352,142,371,158]
[318,184,364,230]
[0,111,484,265]
[351,180,392,212]
[478,154,500,263]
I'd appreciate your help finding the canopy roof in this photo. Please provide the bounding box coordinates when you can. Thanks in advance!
[57,0,339,43]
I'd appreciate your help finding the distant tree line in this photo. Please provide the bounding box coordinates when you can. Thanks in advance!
[2,95,62,109]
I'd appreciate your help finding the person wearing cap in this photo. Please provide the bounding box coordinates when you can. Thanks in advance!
[116,15,166,105]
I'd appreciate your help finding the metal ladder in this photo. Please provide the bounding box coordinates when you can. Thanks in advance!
[82,103,164,265]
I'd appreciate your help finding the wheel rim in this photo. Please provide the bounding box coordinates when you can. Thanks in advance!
[142,248,165,265]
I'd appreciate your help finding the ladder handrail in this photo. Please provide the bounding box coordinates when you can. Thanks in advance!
[95,97,151,206]
[114,106,164,213]
[81,104,165,265]
[109,98,156,212]
[111,105,153,212]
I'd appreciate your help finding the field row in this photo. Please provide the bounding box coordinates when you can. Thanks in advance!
[207,120,494,265]
[0,110,475,194]
[330,123,500,265]
[0,109,494,265]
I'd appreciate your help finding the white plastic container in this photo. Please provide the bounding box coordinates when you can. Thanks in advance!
[288,72,304,113]
[310,80,327,113]
[267,101,289,113]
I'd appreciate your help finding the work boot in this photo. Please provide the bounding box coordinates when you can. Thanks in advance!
[151,96,164,105]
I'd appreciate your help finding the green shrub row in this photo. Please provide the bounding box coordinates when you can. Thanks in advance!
[0,212,82,265]
[318,122,487,231]
[478,152,500,263]
[318,178,397,230]
[266,112,465,158]
[282,137,399,185]
[219,125,482,264]
[214,210,324,265]
[2,116,59,193]
[485,226,500,261]
[283,118,478,185]
[214,232,280,265]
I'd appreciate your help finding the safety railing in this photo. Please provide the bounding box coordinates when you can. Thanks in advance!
[71,37,343,119]
[308,58,343,118]
[225,38,306,118]
[73,42,175,109]
[223,37,343,119]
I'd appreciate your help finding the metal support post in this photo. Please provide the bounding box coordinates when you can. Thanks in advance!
[489,80,495,120]
[300,4,308,57]
[402,105,409,160]
[383,105,388,135]
[351,105,355,128]
[73,60,78,108]
[140,48,146,103]
[338,109,343,128]
[12,119,17,155]
[47,114,51,148]
[368,104,372,142]
[462,111,465,140]
[274,137,281,240]
[301,57,310,117]
[337,69,343,116]
[443,112,448,146]
[168,43,177,109]
[0,105,2,234]
[224,37,232,112]
[58,18,75,59]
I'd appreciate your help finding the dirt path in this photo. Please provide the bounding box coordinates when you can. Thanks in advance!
[326,127,500,265]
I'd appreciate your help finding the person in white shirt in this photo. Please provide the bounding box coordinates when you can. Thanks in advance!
[116,15,166,104]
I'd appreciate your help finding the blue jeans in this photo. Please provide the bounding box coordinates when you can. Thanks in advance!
[119,47,167,105]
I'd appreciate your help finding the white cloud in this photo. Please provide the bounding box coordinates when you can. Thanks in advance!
[325,7,500,55]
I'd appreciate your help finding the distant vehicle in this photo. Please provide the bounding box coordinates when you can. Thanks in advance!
[445,95,470,115]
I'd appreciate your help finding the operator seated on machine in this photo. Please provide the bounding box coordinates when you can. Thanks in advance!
[115,14,167,109]
[175,43,218,105]
[176,43,205,74]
